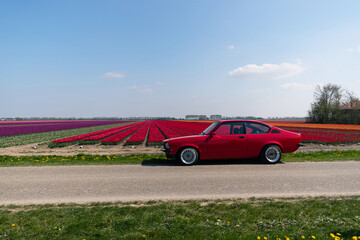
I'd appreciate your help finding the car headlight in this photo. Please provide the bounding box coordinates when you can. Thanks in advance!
[164,142,170,149]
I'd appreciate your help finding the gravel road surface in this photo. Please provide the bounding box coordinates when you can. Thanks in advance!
[1,162,360,205]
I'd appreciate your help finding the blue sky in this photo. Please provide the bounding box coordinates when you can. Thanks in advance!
[1,0,360,118]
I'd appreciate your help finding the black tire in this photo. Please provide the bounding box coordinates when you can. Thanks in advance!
[177,147,199,165]
[260,145,282,164]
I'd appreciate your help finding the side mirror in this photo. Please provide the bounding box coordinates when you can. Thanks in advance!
[209,132,216,137]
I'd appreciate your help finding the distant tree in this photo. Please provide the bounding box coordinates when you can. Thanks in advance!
[344,90,360,109]
[308,84,342,123]
[307,83,360,124]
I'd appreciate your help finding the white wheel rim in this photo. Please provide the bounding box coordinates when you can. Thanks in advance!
[180,148,197,165]
[265,146,280,163]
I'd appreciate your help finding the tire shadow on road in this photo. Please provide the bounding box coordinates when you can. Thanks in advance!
[141,158,285,166]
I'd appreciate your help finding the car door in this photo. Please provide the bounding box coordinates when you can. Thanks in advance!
[206,121,247,159]
[245,121,272,158]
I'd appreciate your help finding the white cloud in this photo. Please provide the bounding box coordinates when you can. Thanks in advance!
[156,81,164,86]
[127,85,153,93]
[101,72,125,78]
[228,62,305,80]
[280,82,313,89]
[347,48,354,52]
[228,45,235,50]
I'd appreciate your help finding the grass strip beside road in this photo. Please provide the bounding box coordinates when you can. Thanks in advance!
[0,150,360,167]
[1,196,360,239]
[0,122,134,148]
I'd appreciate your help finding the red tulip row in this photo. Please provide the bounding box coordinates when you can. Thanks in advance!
[125,121,151,145]
[147,122,166,143]
[155,121,182,139]
[53,122,140,143]
[282,127,360,143]
[51,120,212,146]
[158,120,210,134]
[82,122,143,142]
[157,121,193,136]
[101,122,147,144]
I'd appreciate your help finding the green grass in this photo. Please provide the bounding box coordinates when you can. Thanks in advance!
[0,150,360,167]
[0,154,167,167]
[1,196,360,239]
[283,150,360,162]
[0,122,134,148]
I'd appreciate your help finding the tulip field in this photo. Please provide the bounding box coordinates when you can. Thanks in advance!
[50,120,210,147]
[0,120,132,137]
[265,121,360,144]
[0,120,360,148]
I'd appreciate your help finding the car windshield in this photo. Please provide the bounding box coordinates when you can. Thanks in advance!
[201,121,220,135]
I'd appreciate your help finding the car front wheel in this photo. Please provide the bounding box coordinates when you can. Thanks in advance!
[177,147,199,165]
[261,145,282,164]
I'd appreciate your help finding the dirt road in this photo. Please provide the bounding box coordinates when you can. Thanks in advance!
[1,162,359,205]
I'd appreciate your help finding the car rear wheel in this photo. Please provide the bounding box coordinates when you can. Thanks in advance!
[261,145,282,164]
[177,147,199,165]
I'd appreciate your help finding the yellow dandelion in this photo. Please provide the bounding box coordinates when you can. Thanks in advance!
[312,236,316,239]
[352,236,357,240]
[331,233,335,238]
[276,238,282,240]
[11,224,15,227]
[337,233,341,236]
[264,237,267,240]
[286,237,290,240]
[301,236,305,239]
[227,221,230,224]
[142,235,146,238]
[335,237,340,240]
[257,237,261,240]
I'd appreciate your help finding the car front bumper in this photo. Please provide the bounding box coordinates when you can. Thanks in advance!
[161,148,176,160]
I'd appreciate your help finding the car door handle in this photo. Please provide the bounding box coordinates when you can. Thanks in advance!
[238,136,244,139]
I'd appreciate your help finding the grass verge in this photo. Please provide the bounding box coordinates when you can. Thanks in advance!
[0,196,360,239]
[0,150,360,167]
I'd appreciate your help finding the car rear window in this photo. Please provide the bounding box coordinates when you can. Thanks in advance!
[245,122,270,134]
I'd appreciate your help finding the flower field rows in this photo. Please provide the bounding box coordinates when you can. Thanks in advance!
[1,120,360,147]
[0,120,132,137]
[50,120,211,147]
[280,127,360,143]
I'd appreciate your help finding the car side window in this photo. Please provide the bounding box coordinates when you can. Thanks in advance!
[245,122,270,134]
[214,123,231,135]
[231,122,245,135]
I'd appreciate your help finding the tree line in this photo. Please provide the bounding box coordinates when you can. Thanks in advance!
[307,83,360,124]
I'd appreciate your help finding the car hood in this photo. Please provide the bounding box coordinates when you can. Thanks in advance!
[164,134,205,142]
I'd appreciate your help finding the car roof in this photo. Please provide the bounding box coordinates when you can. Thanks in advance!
[217,119,268,124]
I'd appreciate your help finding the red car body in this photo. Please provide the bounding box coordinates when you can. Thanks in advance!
[161,120,301,164]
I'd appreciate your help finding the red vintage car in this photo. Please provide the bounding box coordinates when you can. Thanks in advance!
[161,120,302,165]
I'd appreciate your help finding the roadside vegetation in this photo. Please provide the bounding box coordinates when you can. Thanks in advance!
[1,196,359,239]
[0,151,360,167]
[0,122,132,148]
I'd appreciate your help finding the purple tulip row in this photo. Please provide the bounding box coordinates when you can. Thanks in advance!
[0,120,133,137]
